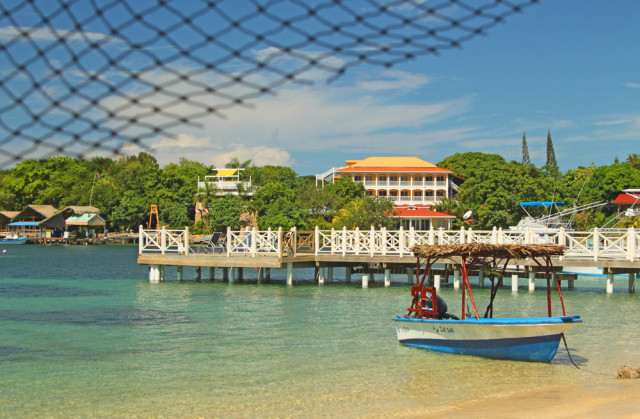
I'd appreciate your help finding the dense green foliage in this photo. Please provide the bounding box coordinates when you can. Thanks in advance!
[437,152,640,230]
[2,149,638,232]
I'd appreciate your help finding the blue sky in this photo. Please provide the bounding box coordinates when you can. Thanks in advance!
[1,1,638,175]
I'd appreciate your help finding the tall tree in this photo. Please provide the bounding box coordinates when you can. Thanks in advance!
[545,130,559,176]
[521,131,531,165]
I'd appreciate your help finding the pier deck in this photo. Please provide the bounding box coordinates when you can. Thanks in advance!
[137,226,640,293]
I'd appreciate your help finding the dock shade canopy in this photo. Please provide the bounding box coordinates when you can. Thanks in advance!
[8,221,40,226]
[519,202,566,207]
[65,214,106,227]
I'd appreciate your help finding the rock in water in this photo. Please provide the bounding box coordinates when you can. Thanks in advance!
[616,366,640,379]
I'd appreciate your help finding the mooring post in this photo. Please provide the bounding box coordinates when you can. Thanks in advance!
[345,266,352,283]
[327,266,334,283]
[258,267,264,283]
[286,262,293,286]
[362,274,369,289]
[384,268,391,287]
[628,273,635,293]
[317,266,325,285]
[209,267,215,281]
[478,270,485,288]
[407,267,414,285]
[606,271,614,294]
[528,271,536,292]
[222,267,229,282]
[178,266,183,282]
[228,267,235,283]
[195,266,201,282]
[434,274,441,290]
[149,265,159,284]
[453,270,460,289]
[511,274,519,292]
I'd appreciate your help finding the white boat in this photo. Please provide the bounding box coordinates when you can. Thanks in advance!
[0,237,27,246]
[394,316,581,362]
[393,243,581,362]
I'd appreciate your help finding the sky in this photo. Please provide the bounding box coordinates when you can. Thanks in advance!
[1,1,638,175]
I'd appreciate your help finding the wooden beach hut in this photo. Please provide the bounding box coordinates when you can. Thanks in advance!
[9,205,58,237]
[0,211,19,231]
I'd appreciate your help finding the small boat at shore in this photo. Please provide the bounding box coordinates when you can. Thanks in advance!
[0,236,27,245]
[393,243,582,362]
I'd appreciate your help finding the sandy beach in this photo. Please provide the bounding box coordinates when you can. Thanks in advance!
[427,381,640,418]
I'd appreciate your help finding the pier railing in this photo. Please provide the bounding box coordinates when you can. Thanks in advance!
[138,226,640,262]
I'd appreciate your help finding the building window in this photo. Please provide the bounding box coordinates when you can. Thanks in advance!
[353,175,362,182]
[436,175,446,183]
[365,175,374,183]
[425,191,434,197]
[414,190,423,196]
[389,190,398,197]
[425,176,433,182]
[436,190,445,196]
[378,190,387,197]
[401,191,409,196]
[378,175,387,183]
[414,175,422,182]
[389,175,398,181]
[366,190,373,196]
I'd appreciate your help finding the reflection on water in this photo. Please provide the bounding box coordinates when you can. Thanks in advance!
[0,245,638,417]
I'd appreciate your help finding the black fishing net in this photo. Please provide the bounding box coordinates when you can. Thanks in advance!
[0,0,538,167]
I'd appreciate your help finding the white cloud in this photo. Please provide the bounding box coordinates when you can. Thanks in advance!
[0,25,117,43]
[625,82,640,89]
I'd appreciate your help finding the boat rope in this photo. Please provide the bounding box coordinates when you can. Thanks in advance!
[561,333,580,369]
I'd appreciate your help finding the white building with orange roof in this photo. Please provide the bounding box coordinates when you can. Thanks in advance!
[316,156,459,229]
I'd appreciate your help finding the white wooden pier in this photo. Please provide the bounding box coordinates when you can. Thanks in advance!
[137,225,640,293]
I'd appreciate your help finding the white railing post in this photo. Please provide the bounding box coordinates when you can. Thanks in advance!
[467,227,473,244]
[429,225,435,245]
[330,228,336,255]
[138,225,144,255]
[525,227,531,245]
[438,227,444,245]
[409,226,415,251]
[628,227,636,262]
[491,226,498,244]
[558,227,565,247]
[291,226,297,256]
[251,227,257,256]
[342,226,347,257]
[370,226,375,257]
[498,227,504,244]
[227,227,232,256]
[382,227,387,256]
[314,226,320,256]
[278,227,283,258]
[354,227,360,255]
[184,226,189,255]
[459,226,465,244]
[161,226,167,255]
[593,227,600,261]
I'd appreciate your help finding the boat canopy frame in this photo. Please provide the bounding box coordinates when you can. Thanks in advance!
[407,243,567,321]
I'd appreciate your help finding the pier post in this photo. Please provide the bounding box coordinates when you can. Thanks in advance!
[606,271,614,294]
[229,267,235,283]
[149,265,159,284]
[258,267,264,283]
[222,268,229,282]
[629,273,635,293]
[195,266,201,282]
[511,274,519,292]
[384,269,391,287]
[327,267,334,283]
[478,270,485,288]
[318,266,325,285]
[568,279,575,289]
[178,266,183,282]
[434,274,441,290]
[209,267,215,281]
[453,270,460,289]
[407,267,414,285]
[238,268,244,282]
[345,266,352,283]
[362,274,369,289]
[286,262,293,286]
[528,271,535,292]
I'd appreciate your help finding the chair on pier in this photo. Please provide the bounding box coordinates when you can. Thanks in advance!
[196,231,225,254]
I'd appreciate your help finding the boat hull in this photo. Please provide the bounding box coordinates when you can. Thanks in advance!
[0,237,27,245]
[393,316,581,362]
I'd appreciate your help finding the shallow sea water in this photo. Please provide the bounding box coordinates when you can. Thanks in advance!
[0,245,638,417]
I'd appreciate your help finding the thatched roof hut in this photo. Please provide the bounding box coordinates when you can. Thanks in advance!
[411,243,565,260]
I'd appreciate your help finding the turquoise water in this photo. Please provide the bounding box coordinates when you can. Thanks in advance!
[1,245,638,417]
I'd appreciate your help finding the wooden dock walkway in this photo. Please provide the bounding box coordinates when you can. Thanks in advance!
[137,226,640,293]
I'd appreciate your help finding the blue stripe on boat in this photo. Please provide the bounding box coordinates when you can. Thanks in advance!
[400,334,562,362]
[393,315,581,325]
